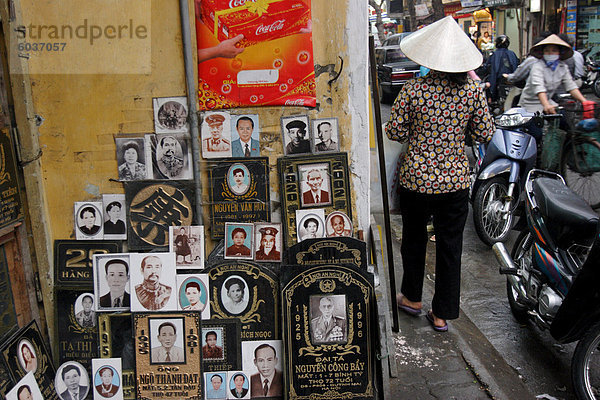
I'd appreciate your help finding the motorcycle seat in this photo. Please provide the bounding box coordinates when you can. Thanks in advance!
[533,177,599,248]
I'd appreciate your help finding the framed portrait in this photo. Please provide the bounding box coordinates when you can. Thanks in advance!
[16,340,37,375]
[115,137,148,181]
[226,163,251,196]
[5,372,44,400]
[93,253,131,312]
[55,361,90,400]
[97,313,135,399]
[201,327,224,361]
[129,252,178,312]
[204,372,227,400]
[295,209,325,243]
[202,319,241,373]
[177,274,210,319]
[219,275,250,316]
[253,223,282,262]
[241,340,284,399]
[73,293,97,329]
[309,294,348,345]
[278,153,352,248]
[281,115,311,156]
[149,317,186,365]
[227,371,250,399]
[231,114,260,157]
[298,162,332,208]
[224,223,254,260]
[169,225,205,269]
[325,211,353,238]
[145,134,193,180]
[91,358,122,400]
[153,96,189,134]
[312,118,340,153]
[201,111,232,159]
[74,202,103,240]
[102,194,127,240]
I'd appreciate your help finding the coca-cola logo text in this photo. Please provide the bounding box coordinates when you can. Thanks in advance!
[285,99,305,105]
[256,19,285,35]
[229,0,248,8]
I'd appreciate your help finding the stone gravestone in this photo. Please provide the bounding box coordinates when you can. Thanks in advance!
[98,313,136,399]
[282,264,375,400]
[286,237,367,270]
[201,318,241,373]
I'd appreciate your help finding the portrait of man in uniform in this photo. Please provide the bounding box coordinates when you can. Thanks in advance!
[312,118,339,153]
[97,257,130,310]
[155,135,185,179]
[282,116,311,155]
[151,320,185,363]
[134,255,173,311]
[202,329,224,360]
[153,97,189,133]
[232,115,260,157]
[299,164,331,207]
[310,295,347,344]
[254,225,281,262]
[202,112,232,158]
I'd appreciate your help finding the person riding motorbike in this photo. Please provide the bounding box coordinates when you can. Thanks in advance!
[558,33,585,87]
[485,35,518,104]
[504,32,553,88]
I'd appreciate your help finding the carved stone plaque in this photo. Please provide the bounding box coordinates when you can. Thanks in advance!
[54,240,122,287]
[287,238,367,269]
[201,318,241,373]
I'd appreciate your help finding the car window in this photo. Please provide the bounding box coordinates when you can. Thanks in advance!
[385,48,409,63]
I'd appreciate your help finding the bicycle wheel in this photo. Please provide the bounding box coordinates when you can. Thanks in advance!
[561,140,600,209]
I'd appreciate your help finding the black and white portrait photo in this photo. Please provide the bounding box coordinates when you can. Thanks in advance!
[102,194,127,240]
[6,372,44,400]
[169,225,205,269]
[74,293,96,329]
[325,211,353,238]
[281,115,311,156]
[147,134,193,180]
[220,275,250,315]
[227,163,251,196]
[93,254,131,311]
[74,202,103,240]
[149,318,185,364]
[309,295,347,345]
[202,111,232,158]
[296,209,326,242]
[153,96,189,134]
[115,137,148,181]
[312,118,339,153]
[298,163,332,208]
[55,361,90,400]
[130,252,178,312]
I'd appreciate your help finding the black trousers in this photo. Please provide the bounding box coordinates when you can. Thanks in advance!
[399,187,469,320]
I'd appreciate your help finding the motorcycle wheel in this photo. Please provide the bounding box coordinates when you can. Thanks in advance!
[593,78,600,98]
[472,176,514,246]
[572,321,600,400]
[561,141,600,209]
[506,231,532,323]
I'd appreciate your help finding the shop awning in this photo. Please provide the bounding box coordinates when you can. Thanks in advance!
[455,6,483,15]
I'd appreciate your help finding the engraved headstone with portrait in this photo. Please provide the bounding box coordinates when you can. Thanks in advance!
[98,313,135,399]
[201,319,241,373]
[287,237,367,270]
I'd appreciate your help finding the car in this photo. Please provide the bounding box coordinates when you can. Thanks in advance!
[375,32,421,104]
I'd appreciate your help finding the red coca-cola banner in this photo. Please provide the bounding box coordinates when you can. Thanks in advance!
[195,0,316,110]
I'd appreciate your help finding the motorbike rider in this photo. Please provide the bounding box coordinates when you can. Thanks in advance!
[504,32,553,88]
[484,35,518,103]
[558,33,585,87]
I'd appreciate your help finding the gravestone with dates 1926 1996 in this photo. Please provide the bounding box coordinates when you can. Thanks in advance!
[282,264,375,400]
[286,237,367,270]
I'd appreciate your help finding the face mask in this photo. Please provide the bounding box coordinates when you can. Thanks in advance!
[543,54,559,62]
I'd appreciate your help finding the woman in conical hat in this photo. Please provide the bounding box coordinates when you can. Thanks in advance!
[385,16,495,332]
[518,34,590,120]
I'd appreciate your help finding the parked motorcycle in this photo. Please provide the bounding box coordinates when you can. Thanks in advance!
[581,46,600,97]
[471,107,542,246]
[493,169,600,400]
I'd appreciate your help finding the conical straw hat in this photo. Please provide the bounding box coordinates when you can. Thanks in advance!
[529,34,573,60]
[400,16,483,73]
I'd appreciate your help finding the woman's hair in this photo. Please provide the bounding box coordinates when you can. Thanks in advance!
[303,217,319,229]
[79,206,96,219]
[122,141,140,155]
[446,72,469,85]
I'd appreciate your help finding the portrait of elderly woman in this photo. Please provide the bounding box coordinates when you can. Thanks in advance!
[116,139,147,181]
[76,204,101,236]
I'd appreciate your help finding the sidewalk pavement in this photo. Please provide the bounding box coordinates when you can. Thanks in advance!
[382,214,535,400]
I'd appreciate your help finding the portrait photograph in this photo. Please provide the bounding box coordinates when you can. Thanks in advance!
[146,133,193,180]
[226,163,251,196]
[201,111,232,159]
[204,372,227,400]
[298,163,332,208]
[253,223,282,263]
[93,253,131,312]
[115,137,148,181]
[220,275,250,316]
[325,211,353,238]
[102,194,127,240]
[295,209,326,243]
[153,96,189,134]
[224,223,254,260]
[201,327,224,361]
[227,371,250,399]
[241,340,284,399]
[74,293,96,329]
[74,202,103,240]
[309,294,348,345]
[177,274,210,319]
[149,317,186,365]
[91,358,123,400]
[5,372,44,400]
[231,114,260,157]
[312,118,340,153]
[55,361,90,400]
[281,115,311,156]
[169,225,205,269]
[17,339,37,374]
[129,252,178,312]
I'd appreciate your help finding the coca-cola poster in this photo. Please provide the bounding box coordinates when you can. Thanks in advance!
[195,0,316,110]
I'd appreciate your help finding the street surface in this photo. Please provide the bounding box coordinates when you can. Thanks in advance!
[379,94,600,399]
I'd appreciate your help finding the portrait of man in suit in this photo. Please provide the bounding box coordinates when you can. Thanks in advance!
[250,344,282,398]
[310,296,347,344]
[57,364,89,400]
[230,373,249,399]
[151,321,184,363]
[232,116,259,157]
[99,259,130,309]
[301,167,331,206]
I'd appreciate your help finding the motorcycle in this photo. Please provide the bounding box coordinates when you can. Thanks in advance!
[581,46,600,97]
[470,107,542,246]
[493,169,600,400]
